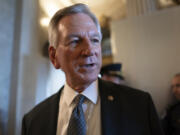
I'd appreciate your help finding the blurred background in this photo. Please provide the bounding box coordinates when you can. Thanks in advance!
[0,0,180,134]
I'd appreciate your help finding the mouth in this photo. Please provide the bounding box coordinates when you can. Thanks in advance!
[84,63,95,67]
[80,63,96,70]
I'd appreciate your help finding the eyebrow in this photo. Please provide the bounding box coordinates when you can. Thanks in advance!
[65,33,101,41]
[91,33,101,39]
[66,34,79,39]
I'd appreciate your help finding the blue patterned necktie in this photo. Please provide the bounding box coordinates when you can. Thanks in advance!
[67,94,86,135]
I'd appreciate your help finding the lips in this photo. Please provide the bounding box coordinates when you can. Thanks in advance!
[84,63,95,67]
[80,63,96,70]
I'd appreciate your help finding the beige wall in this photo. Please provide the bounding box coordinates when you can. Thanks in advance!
[111,6,180,115]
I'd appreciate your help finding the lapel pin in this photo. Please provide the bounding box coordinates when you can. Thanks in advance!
[108,95,114,101]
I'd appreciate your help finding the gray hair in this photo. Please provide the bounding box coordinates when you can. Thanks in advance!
[48,3,102,48]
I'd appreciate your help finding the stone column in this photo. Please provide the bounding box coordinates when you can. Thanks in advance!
[126,0,158,17]
[7,0,48,134]
[0,0,16,134]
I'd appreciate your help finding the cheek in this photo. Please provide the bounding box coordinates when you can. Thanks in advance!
[98,49,102,66]
[98,46,102,54]
[64,50,80,67]
[57,50,69,69]
[95,46,102,58]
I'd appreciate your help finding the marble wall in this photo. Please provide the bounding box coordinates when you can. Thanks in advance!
[0,0,16,134]
[111,6,180,116]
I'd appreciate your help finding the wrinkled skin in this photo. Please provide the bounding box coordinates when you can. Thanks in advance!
[49,13,102,92]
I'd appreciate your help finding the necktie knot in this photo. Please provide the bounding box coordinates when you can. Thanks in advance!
[75,94,85,106]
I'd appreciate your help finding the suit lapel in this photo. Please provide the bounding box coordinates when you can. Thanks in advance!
[45,87,63,135]
[98,79,120,135]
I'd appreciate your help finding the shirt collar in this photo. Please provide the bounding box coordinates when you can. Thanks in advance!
[63,80,98,107]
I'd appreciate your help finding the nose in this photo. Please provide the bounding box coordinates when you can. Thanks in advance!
[81,39,95,56]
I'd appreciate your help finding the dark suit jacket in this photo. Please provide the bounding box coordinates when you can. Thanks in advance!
[22,79,164,135]
[162,102,180,135]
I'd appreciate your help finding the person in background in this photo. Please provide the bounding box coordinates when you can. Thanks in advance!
[100,63,126,85]
[21,3,164,135]
[162,73,180,135]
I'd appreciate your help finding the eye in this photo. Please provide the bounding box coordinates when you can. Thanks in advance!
[91,38,100,45]
[70,39,79,44]
[67,38,81,47]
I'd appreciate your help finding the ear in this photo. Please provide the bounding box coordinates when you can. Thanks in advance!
[48,45,60,69]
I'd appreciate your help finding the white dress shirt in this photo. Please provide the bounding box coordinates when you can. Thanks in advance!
[56,80,101,135]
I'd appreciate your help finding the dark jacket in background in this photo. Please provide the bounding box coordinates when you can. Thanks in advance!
[162,102,180,135]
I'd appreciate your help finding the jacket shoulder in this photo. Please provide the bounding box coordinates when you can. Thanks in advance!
[99,79,150,98]
[22,91,61,135]
[23,90,61,124]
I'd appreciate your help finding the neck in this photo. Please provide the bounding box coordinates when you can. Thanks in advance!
[66,78,97,93]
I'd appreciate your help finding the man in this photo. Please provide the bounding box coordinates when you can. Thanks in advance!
[22,3,164,135]
[171,73,180,100]
[162,73,180,135]
[100,63,126,85]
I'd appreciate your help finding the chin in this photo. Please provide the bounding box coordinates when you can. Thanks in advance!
[81,74,98,83]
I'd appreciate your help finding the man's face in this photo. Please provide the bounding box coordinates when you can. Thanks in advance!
[171,76,180,100]
[51,13,102,90]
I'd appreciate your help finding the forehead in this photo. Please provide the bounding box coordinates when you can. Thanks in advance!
[58,13,99,37]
